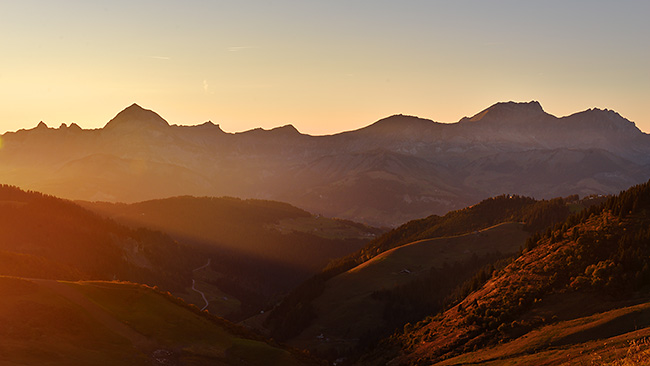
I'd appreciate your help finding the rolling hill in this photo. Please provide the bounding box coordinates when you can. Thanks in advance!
[0,184,202,292]
[0,185,376,320]
[1,101,648,226]
[0,276,319,366]
[80,196,379,319]
[363,180,650,365]
[287,223,528,357]
[262,194,598,359]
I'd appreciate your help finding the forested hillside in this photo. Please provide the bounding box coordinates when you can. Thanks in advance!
[367,180,650,365]
[81,196,380,319]
[264,194,602,359]
[0,185,201,291]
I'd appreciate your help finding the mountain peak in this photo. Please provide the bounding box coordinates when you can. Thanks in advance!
[103,103,170,131]
[238,124,302,137]
[379,114,434,123]
[566,107,641,134]
[361,114,438,134]
[461,101,548,123]
[270,124,301,135]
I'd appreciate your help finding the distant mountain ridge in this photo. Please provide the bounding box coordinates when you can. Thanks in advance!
[1,101,648,226]
[103,103,170,131]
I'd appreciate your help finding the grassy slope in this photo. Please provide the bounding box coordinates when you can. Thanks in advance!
[289,222,529,354]
[71,281,308,366]
[373,181,650,366]
[266,195,575,344]
[434,301,650,365]
[378,214,616,365]
[0,276,317,366]
[0,276,148,366]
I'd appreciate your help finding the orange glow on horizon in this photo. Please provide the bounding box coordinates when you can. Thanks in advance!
[0,2,648,134]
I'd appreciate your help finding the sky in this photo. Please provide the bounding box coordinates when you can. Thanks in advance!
[1,0,649,135]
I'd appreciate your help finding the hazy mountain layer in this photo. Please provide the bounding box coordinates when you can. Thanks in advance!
[81,196,379,319]
[0,184,201,291]
[1,101,648,226]
[0,185,375,320]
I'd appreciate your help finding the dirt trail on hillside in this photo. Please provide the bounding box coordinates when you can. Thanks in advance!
[191,279,209,311]
[31,279,157,353]
[191,258,212,311]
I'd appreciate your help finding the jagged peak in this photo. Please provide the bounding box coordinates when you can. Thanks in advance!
[572,107,625,119]
[238,124,302,136]
[196,121,223,130]
[564,107,641,133]
[103,103,170,131]
[36,121,48,129]
[58,122,83,132]
[173,121,226,134]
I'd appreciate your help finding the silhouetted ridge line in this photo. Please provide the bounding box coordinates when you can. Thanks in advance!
[103,103,170,130]
[460,100,548,123]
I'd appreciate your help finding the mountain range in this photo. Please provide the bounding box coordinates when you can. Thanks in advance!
[1,101,648,226]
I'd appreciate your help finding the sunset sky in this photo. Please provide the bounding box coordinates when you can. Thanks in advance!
[1,0,649,135]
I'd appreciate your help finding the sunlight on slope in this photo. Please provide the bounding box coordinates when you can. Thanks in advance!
[290,222,528,354]
[0,276,147,366]
[0,277,312,366]
[71,281,304,366]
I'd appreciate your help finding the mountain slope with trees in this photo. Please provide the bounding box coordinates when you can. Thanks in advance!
[365,180,650,365]
[0,184,201,291]
[263,194,601,359]
[81,196,378,319]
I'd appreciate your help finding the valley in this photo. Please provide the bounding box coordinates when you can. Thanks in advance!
[2,176,650,365]
[4,1,650,364]
[80,195,379,319]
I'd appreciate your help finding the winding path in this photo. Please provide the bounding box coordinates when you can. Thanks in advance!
[192,258,211,272]
[191,279,209,311]
[191,258,211,311]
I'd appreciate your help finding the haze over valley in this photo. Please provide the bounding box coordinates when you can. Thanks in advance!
[2,101,650,365]
[3,1,650,365]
